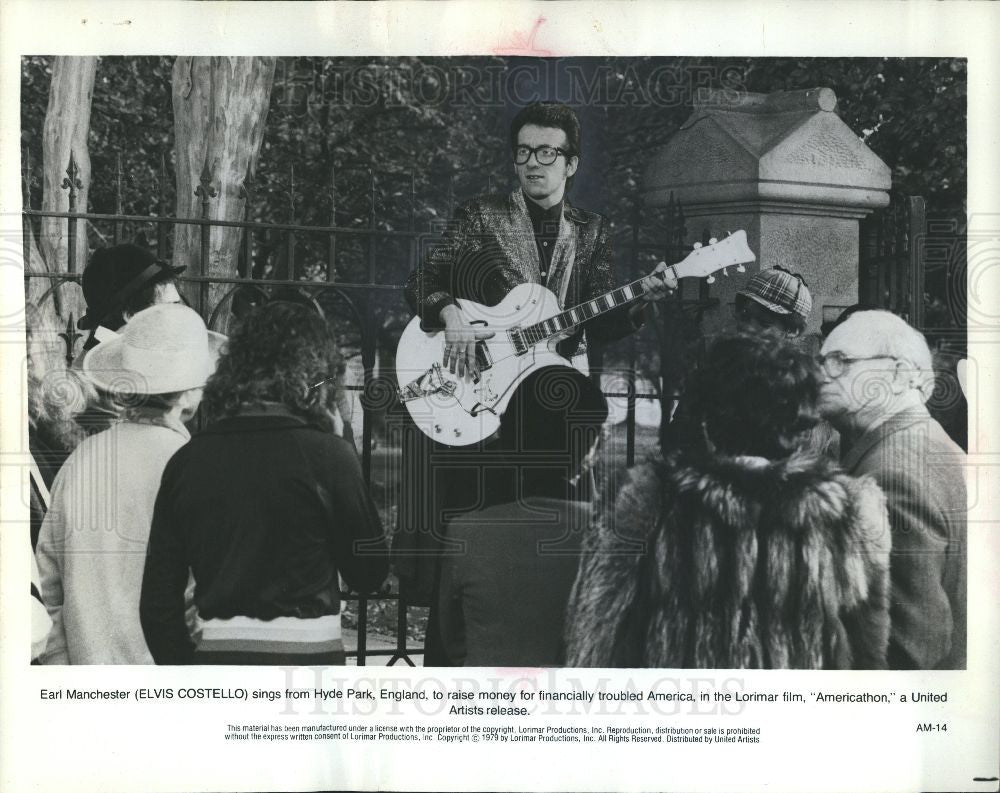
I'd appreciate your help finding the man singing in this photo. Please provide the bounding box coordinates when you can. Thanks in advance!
[404,101,677,377]
[396,102,676,665]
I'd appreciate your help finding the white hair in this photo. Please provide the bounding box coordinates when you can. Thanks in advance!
[840,310,935,400]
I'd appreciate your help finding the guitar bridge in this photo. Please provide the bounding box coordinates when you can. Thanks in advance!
[397,363,457,404]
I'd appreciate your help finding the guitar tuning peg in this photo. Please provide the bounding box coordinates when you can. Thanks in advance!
[707,275,716,284]
[737,264,746,273]
[693,242,703,249]
[709,237,718,245]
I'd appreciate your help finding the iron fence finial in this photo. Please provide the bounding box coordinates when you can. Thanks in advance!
[61,152,83,194]
[59,313,83,366]
[195,156,218,201]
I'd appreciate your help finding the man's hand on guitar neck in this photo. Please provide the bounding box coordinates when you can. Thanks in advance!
[440,304,495,380]
[640,261,679,302]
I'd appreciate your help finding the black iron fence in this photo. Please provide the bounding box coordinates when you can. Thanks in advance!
[859,192,968,449]
[24,153,697,665]
[860,193,928,327]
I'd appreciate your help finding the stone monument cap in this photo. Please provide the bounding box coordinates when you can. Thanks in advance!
[693,87,838,114]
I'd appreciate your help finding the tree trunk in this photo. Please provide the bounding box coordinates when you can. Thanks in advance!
[28,56,96,382]
[172,57,276,330]
[24,231,71,384]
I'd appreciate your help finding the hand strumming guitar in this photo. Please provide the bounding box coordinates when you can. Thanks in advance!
[440,304,495,380]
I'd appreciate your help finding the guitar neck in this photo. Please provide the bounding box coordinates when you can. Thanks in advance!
[517,267,675,348]
[512,231,755,350]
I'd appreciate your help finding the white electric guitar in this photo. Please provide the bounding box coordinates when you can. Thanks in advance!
[396,230,756,446]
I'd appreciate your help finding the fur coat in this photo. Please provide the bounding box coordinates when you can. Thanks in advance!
[566,452,891,669]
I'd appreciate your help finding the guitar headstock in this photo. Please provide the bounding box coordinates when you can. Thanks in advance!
[673,230,757,282]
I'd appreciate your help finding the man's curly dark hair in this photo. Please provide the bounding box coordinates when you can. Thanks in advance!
[203,301,340,424]
[668,332,820,460]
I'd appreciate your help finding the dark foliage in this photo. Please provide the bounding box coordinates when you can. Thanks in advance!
[22,55,966,390]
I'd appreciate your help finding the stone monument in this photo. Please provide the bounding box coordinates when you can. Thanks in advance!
[644,87,891,334]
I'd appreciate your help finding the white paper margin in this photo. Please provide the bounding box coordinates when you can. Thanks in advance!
[1,2,998,792]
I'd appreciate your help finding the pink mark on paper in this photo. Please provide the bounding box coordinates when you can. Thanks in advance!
[492,16,554,56]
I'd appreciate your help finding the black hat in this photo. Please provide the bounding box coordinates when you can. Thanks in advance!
[78,244,186,330]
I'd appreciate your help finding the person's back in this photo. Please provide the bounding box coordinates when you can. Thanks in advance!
[150,413,385,623]
[567,453,890,669]
[140,302,388,665]
[437,366,608,667]
[566,333,892,670]
[37,422,188,664]
[841,407,966,669]
[35,304,217,664]
[439,497,589,667]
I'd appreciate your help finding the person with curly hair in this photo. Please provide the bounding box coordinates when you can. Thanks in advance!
[565,332,892,669]
[140,301,388,665]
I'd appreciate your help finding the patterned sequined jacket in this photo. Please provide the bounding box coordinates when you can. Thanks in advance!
[404,189,641,357]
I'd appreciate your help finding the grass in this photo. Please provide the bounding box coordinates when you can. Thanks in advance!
[340,574,429,645]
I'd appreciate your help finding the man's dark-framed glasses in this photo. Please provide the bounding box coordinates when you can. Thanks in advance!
[817,352,899,379]
[513,145,568,166]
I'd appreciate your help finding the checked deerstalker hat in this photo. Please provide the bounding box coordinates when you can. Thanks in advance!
[738,267,813,319]
[78,244,186,330]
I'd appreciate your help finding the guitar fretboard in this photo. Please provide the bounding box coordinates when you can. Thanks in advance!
[517,269,673,348]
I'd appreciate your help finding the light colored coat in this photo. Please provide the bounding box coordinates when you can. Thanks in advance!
[36,417,189,664]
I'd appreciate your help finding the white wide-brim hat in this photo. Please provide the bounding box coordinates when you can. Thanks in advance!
[83,303,226,394]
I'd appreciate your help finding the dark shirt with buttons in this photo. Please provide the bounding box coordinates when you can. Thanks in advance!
[524,197,563,283]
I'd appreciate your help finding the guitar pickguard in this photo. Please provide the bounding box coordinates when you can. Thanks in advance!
[397,363,457,404]
[395,286,583,446]
[471,377,498,408]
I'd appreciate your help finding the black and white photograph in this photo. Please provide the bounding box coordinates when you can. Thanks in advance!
[20,55,970,670]
[2,2,998,792]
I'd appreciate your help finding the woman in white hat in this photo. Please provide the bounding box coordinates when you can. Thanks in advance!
[35,304,223,664]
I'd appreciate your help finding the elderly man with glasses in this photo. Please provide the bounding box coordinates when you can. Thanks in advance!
[817,310,967,670]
